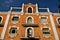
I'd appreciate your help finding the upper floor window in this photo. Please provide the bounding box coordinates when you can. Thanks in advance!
[12,16,19,24]
[27,17,32,24]
[58,18,60,24]
[0,16,3,24]
[40,16,48,24]
[28,7,32,13]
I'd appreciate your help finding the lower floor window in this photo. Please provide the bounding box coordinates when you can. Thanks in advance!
[9,27,18,38]
[27,28,33,37]
[26,27,34,38]
[9,27,17,34]
[42,28,51,38]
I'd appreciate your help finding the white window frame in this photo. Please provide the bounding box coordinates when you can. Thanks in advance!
[9,26,19,38]
[26,6,33,14]
[56,17,60,25]
[25,27,34,38]
[41,26,51,38]
[0,16,3,24]
[11,15,20,24]
[26,16,34,24]
[39,16,48,25]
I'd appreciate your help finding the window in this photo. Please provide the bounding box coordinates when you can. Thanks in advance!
[26,16,34,24]
[0,16,3,24]
[27,17,32,24]
[28,7,32,13]
[9,27,17,34]
[27,28,32,37]
[42,28,50,34]
[41,16,48,24]
[42,28,50,38]
[58,18,60,24]
[12,16,19,24]
[9,27,18,38]
[26,27,34,38]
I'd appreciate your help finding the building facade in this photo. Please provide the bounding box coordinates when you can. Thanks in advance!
[0,3,60,40]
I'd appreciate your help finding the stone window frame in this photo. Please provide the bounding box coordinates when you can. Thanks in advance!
[41,26,51,38]
[9,26,19,38]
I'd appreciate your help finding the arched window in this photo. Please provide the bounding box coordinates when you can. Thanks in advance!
[26,27,34,38]
[28,7,32,13]
[0,16,3,24]
[27,28,32,37]
[58,18,60,24]
[27,17,32,24]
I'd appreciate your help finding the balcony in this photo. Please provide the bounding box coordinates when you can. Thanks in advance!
[20,37,39,40]
[22,23,39,27]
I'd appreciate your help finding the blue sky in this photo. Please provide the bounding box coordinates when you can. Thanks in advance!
[0,0,60,13]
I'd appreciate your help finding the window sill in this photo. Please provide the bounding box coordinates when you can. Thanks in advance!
[41,22,48,25]
[12,21,19,24]
[43,34,51,38]
[9,33,17,38]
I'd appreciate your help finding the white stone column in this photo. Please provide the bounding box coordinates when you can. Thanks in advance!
[50,14,59,40]
[1,13,10,40]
